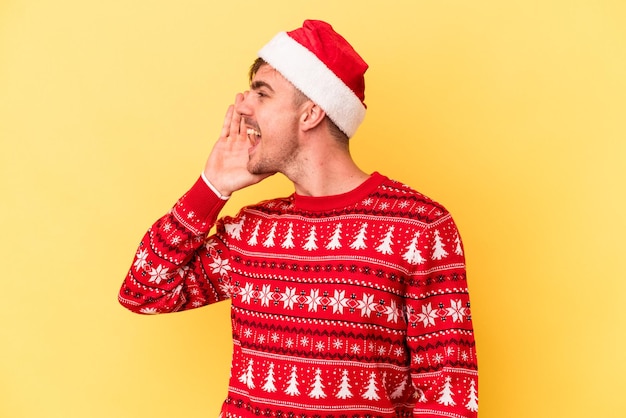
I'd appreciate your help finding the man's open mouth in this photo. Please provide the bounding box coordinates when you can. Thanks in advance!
[246,128,261,146]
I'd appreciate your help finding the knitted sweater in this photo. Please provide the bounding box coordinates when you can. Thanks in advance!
[119,172,478,418]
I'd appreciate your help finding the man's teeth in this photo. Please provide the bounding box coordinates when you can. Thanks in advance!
[246,128,261,137]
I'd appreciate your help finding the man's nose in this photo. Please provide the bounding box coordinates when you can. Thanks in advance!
[235,91,251,116]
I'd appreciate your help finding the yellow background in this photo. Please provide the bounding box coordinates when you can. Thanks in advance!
[2,1,625,417]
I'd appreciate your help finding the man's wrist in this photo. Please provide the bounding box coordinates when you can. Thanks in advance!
[201,172,231,200]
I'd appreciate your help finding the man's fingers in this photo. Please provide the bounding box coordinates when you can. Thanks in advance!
[220,105,234,140]
[229,93,244,139]
[239,113,247,141]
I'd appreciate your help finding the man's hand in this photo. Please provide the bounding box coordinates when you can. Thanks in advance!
[203,93,272,196]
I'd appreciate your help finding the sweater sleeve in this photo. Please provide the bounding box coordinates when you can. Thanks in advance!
[405,215,479,417]
[118,176,233,314]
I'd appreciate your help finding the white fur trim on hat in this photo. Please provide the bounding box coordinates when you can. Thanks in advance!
[258,32,366,138]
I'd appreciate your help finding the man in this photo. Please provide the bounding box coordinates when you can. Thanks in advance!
[120,20,478,418]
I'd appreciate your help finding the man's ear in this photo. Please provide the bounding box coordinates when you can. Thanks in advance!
[300,102,326,132]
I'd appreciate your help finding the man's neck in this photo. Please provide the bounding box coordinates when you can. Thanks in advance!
[288,156,370,197]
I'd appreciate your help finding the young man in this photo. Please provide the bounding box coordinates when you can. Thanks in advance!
[120,20,478,418]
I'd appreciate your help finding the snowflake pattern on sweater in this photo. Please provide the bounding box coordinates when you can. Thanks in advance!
[120,172,478,418]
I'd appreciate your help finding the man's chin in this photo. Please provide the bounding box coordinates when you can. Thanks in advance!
[247,163,274,176]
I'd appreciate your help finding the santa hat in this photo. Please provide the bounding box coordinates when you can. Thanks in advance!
[258,20,368,138]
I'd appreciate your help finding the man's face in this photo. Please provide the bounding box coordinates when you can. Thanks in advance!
[236,64,304,176]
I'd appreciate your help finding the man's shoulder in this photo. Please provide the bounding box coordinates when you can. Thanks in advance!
[242,195,296,214]
[375,174,451,222]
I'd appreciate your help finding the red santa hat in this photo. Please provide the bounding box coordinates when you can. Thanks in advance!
[258,20,368,138]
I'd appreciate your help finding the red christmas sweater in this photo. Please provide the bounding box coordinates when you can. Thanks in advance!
[119,172,478,418]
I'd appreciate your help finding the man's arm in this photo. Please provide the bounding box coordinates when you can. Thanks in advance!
[118,177,231,314]
[405,216,479,417]
[118,94,269,314]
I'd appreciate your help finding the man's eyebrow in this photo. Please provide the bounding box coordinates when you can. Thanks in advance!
[250,80,274,92]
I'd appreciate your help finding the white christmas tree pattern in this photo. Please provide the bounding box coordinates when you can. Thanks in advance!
[262,362,277,393]
[335,370,353,399]
[402,232,425,265]
[465,379,478,412]
[308,368,327,399]
[416,388,427,403]
[436,375,456,406]
[238,359,255,389]
[325,223,343,250]
[349,222,368,250]
[281,222,295,249]
[390,376,408,399]
[302,226,318,251]
[375,226,395,255]
[284,366,300,396]
[362,372,381,401]
[453,230,464,256]
[247,220,262,246]
[263,222,278,247]
[224,215,246,240]
[431,229,449,260]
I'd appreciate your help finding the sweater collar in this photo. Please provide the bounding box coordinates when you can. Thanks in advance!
[292,172,385,212]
